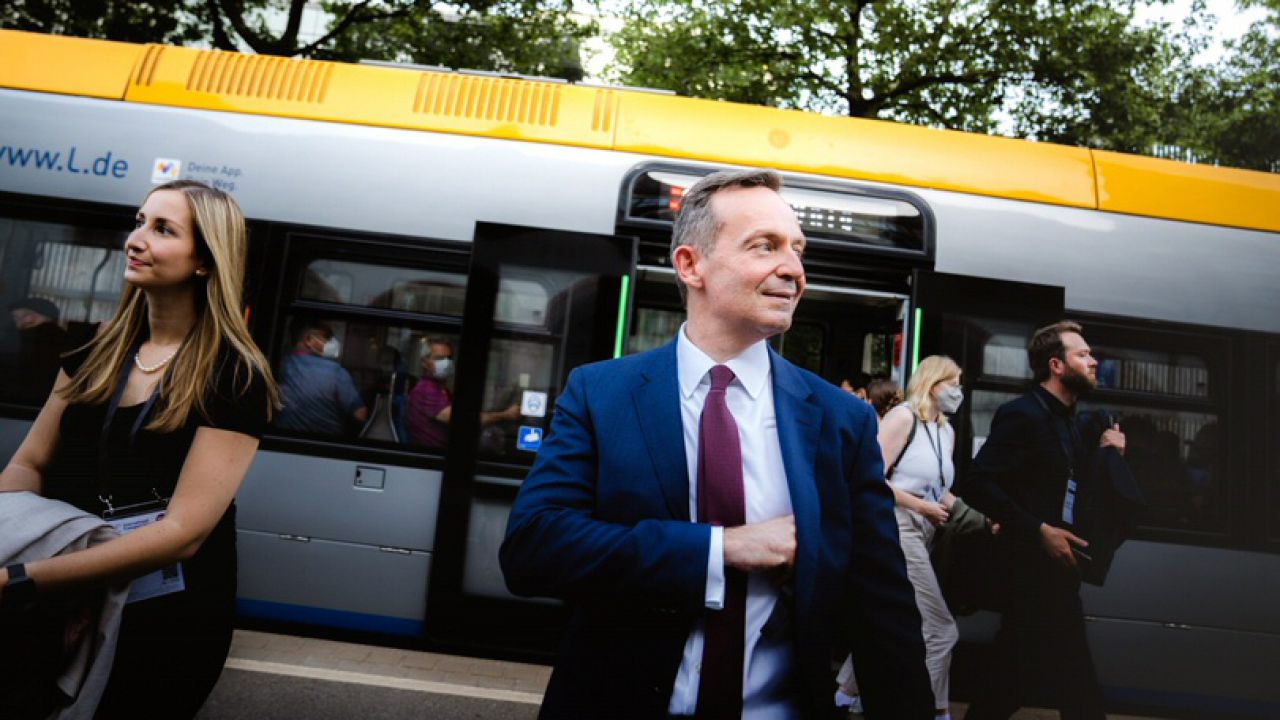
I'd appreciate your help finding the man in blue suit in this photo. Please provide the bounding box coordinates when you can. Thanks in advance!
[501,169,932,719]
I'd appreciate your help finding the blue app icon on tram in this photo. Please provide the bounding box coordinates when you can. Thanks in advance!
[517,426,543,452]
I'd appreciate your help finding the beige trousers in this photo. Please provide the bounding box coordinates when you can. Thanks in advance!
[838,506,959,710]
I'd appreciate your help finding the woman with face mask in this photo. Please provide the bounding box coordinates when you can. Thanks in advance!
[836,355,964,719]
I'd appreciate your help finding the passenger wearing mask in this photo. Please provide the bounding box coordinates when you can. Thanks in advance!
[274,322,367,435]
[404,339,521,450]
[837,356,965,719]
[406,339,454,449]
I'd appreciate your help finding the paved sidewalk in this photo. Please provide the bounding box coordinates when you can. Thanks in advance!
[225,630,1169,720]
[227,629,551,699]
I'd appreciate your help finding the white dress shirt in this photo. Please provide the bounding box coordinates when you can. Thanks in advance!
[668,325,799,718]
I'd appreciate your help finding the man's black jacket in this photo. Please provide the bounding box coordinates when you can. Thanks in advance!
[956,386,1144,584]
[957,385,1083,546]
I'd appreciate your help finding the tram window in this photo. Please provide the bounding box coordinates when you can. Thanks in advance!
[969,389,1021,458]
[0,216,126,406]
[774,321,824,375]
[475,338,552,463]
[629,307,684,355]
[1080,328,1226,536]
[494,267,589,329]
[1083,400,1223,534]
[977,319,1034,380]
[300,259,466,316]
[271,314,460,451]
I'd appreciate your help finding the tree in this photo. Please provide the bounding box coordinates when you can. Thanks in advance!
[1188,0,1280,170]
[2,0,592,82]
[607,0,1278,170]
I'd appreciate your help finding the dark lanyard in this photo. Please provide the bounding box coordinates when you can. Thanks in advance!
[920,420,947,499]
[97,344,169,514]
[1031,391,1081,476]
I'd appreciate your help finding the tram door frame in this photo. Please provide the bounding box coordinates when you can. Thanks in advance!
[426,221,638,652]
[907,270,1066,472]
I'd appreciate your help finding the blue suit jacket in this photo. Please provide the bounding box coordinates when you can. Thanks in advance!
[501,341,932,719]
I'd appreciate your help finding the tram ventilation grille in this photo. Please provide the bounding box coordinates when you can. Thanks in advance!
[413,73,563,127]
[132,45,166,87]
[592,89,618,133]
[169,51,334,103]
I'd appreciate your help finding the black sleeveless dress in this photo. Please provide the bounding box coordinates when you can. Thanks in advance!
[44,346,268,719]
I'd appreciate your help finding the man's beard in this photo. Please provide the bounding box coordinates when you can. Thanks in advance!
[1061,365,1097,396]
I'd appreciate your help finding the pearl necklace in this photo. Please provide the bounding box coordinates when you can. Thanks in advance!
[134,346,179,373]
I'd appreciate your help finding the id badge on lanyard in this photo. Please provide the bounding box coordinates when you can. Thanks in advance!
[97,350,185,604]
[101,496,186,604]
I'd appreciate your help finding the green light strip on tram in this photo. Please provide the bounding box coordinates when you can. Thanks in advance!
[613,274,631,358]
[911,306,923,373]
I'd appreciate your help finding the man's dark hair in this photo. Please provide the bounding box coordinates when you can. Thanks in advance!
[1028,320,1084,382]
[669,168,784,301]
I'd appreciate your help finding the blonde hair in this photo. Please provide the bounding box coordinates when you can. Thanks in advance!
[904,355,961,426]
[61,180,280,431]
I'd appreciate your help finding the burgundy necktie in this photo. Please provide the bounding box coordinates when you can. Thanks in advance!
[695,364,746,719]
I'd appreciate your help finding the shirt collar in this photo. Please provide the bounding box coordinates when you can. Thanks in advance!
[676,323,771,400]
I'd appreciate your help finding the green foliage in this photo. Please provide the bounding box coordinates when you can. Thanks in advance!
[1189,0,1280,170]
[609,0,1279,171]
[321,1,593,81]
[1,0,591,82]
[0,0,204,45]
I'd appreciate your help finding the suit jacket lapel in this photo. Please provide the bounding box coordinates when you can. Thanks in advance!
[633,341,690,520]
[769,349,822,613]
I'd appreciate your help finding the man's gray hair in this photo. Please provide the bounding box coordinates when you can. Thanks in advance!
[669,168,784,300]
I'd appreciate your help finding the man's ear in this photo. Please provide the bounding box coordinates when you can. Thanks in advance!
[672,245,703,291]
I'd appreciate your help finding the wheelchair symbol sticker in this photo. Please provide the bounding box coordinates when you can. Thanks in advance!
[517,426,543,452]
[521,390,548,418]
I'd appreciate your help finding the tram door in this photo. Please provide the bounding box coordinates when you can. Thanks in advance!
[427,222,636,649]
[909,270,1064,472]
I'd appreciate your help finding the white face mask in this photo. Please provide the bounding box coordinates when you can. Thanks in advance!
[432,357,452,379]
[937,385,964,415]
[321,337,341,360]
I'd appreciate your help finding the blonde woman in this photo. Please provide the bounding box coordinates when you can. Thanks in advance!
[0,180,278,717]
[837,355,964,719]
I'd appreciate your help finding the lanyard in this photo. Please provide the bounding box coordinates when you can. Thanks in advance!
[1031,390,1086,526]
[97,342,170,513]
[1031,391,1081,475]
[920,420,947,500]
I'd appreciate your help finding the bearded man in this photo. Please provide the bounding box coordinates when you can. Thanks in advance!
[956,321,1125,720]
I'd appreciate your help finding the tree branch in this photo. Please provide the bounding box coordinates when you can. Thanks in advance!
[279,0,308,50]
[878,68,1000,105]
[296,1,416,57]
[215,0,274,54]
[205,0,239,51]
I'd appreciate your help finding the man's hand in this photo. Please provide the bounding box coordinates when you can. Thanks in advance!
[1099,423,1125,456]
[1040,523,1088,568]
[724,515,796,573]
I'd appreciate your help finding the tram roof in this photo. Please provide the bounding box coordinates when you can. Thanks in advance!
[2,28,1277,234]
